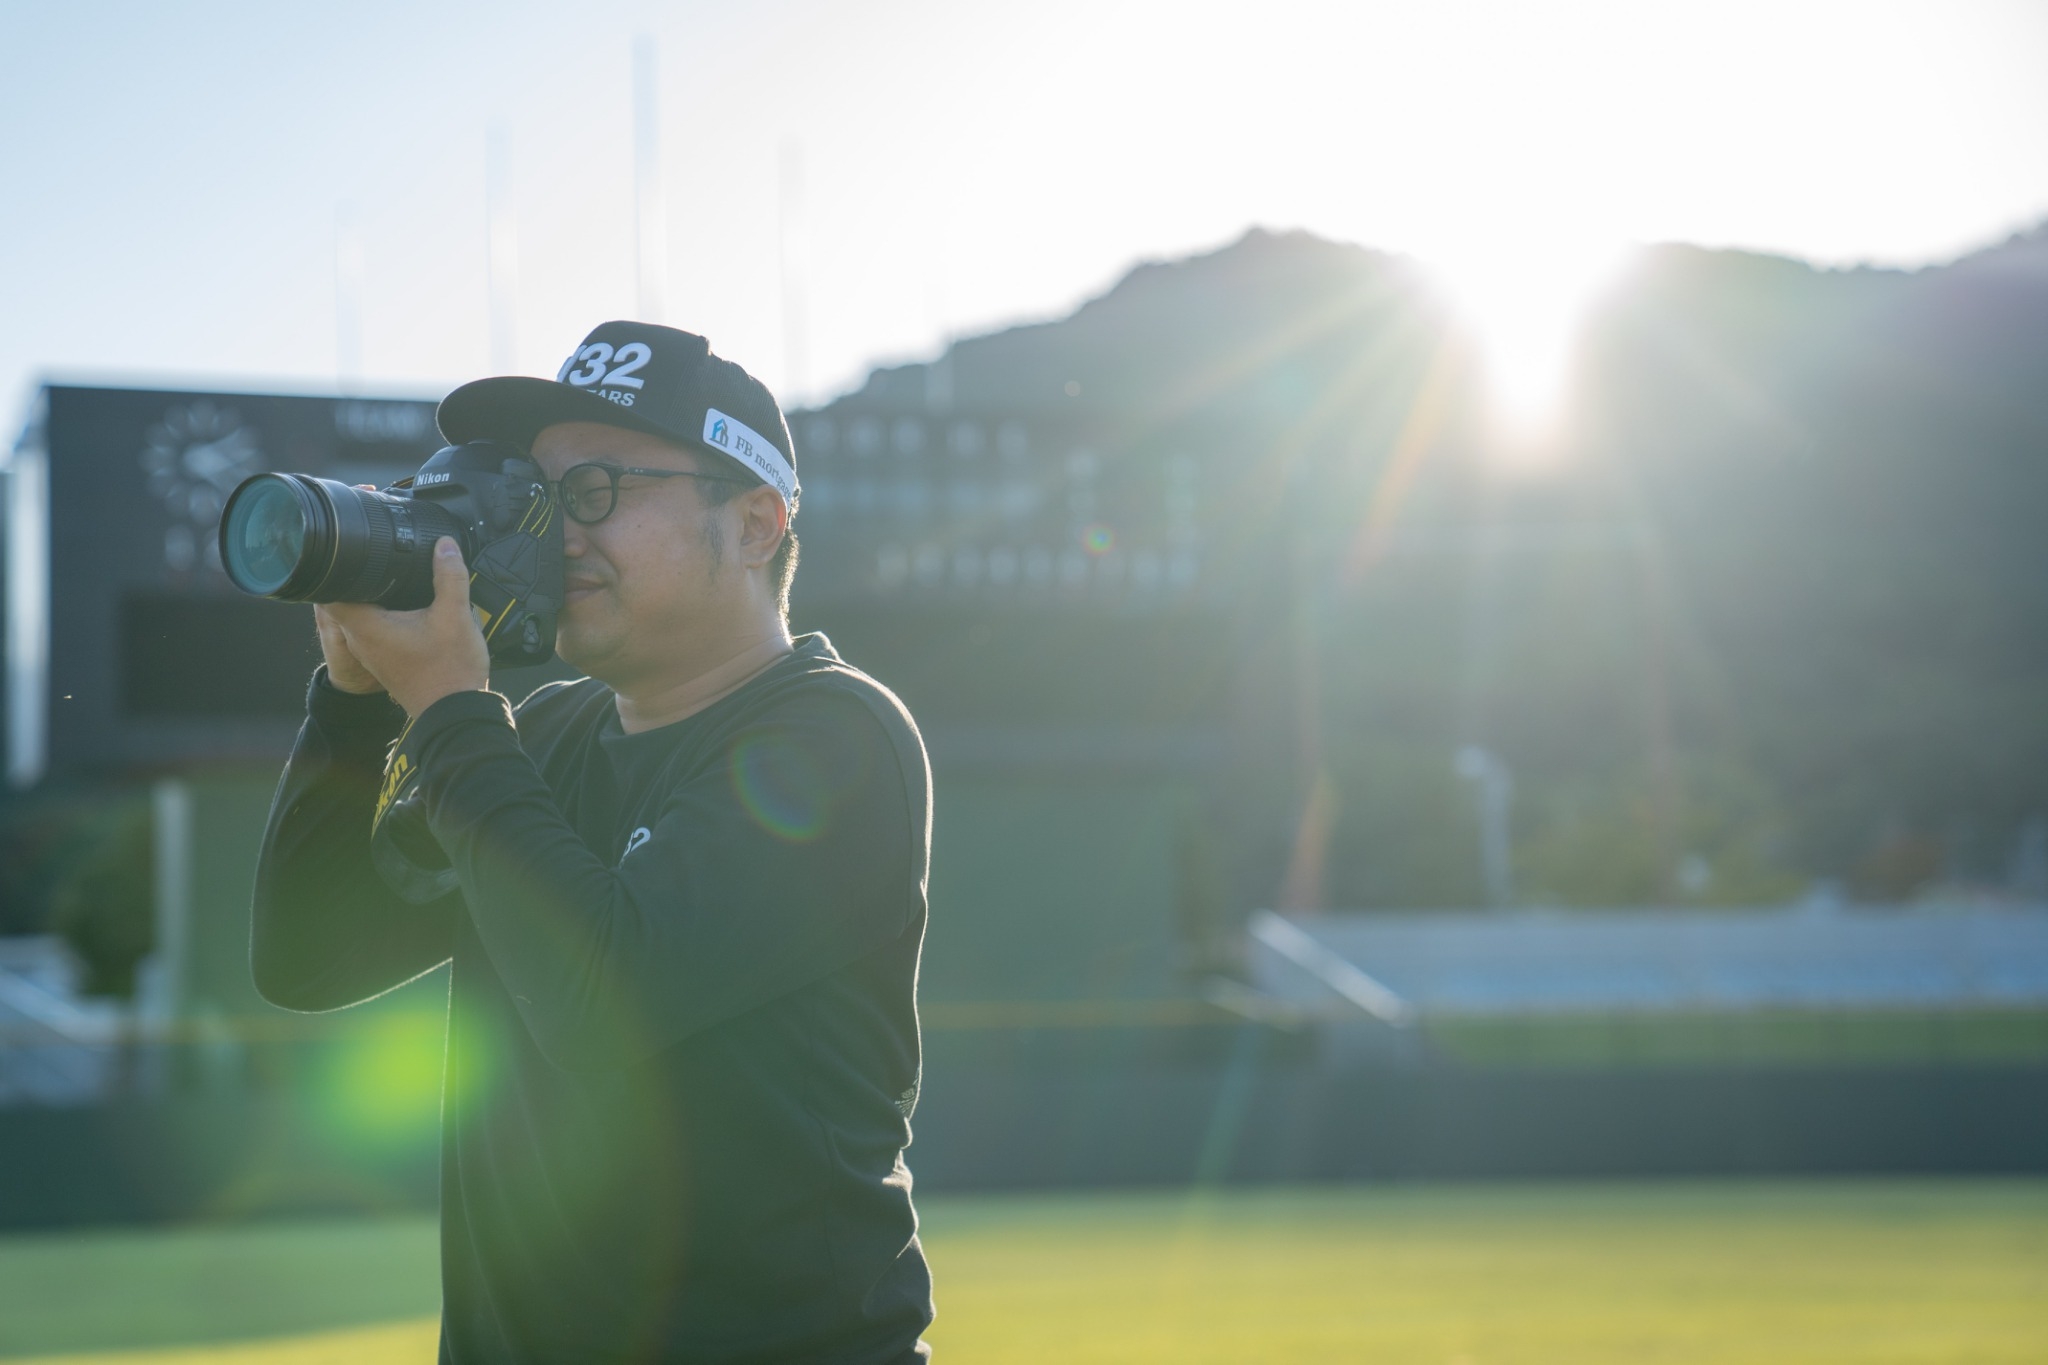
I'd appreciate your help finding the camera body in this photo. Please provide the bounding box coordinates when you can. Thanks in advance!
[217,440,564,667]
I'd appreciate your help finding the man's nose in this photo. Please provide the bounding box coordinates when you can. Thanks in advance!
[560,511,589,557]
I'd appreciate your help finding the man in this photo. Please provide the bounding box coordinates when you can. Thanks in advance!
[250,322,935,1364]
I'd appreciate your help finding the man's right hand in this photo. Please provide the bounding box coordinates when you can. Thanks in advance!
[315,604,385,695]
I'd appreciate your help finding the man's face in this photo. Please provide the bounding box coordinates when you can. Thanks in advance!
[530,421,736,682]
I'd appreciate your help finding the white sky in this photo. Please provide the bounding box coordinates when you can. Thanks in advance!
[2,0,2044,430]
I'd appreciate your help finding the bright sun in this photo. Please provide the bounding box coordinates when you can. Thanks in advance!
[1421,238,1634,444]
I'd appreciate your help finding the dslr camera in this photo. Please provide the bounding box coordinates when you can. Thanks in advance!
[216,441,564,667]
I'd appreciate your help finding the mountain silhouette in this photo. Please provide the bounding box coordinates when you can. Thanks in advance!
[797,225,2048,908]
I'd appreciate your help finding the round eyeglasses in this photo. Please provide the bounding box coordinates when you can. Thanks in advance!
[552,462,749,525]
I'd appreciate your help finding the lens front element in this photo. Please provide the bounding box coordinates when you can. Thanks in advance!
[219,471,468,606]
[221,475,312,595]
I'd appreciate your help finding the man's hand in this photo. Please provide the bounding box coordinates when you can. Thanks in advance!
[322,538,490,718]
[314,603,385,695]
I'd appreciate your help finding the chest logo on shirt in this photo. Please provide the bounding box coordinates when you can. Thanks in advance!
[620,826,652,864]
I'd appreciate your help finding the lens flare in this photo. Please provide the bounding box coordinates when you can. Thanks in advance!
[317,1012,446,1149]
[732,733,832,841]
[1081,523,1115,556]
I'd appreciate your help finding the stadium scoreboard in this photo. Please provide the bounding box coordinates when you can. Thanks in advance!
[6,385,445,785]
[5,382,1233,786]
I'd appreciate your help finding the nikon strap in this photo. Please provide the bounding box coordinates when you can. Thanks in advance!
[469,488,560,667]
[369,715,460,903]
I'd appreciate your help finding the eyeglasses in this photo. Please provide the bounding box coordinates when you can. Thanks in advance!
[552,462,748,525]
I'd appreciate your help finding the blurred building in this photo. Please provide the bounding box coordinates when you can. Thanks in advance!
[5,222,2048,1106]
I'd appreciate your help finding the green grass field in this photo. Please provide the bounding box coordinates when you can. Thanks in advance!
[2,1181,2042,1364]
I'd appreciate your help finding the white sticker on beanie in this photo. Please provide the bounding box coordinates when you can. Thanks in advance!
[702,408,797,501]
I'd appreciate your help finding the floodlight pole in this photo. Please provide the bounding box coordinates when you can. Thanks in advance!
[333,204,364,391]
[4,398,49,789]
[487,124,518,372]
[142,779,193,1033]
[1456,744,1515,908]
[633,36,666,323]
[779,139,810,402]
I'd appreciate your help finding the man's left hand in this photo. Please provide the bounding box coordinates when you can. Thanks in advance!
[324,538,490,718]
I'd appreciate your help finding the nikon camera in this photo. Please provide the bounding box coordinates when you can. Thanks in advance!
[216,441,564,667]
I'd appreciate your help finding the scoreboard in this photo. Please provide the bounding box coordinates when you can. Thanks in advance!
[6,385,447,784]
[788,410,1205,605]
[784,403,1236,751]
[5,382,1239,786]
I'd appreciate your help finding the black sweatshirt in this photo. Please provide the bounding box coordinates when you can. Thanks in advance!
[251,634,934,1365]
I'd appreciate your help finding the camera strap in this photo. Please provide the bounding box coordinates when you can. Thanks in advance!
[365,477,559,903]
[369,716,461,903]
[470,490,561,667]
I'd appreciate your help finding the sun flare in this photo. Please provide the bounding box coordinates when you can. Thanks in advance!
[1422,239,1634,442]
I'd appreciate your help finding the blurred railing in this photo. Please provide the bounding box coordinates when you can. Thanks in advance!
[0,939,126,1106]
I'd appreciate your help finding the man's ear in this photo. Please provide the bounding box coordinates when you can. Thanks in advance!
[734,485,789,570]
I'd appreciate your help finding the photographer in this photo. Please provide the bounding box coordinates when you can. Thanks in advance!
[249,323,934,1364]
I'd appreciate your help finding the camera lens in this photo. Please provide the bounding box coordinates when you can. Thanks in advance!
[219,475,311,595]
[219,473,463,607]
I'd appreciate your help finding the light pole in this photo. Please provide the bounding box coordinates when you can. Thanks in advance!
[1455,744,1515,908]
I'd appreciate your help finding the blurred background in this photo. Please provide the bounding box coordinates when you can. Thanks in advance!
[3,2,2046,1362]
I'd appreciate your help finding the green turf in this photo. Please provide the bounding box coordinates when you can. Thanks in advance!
[1,1181,2043,1363]
[0,1216,438,1359]
[928,1181,2048,1364]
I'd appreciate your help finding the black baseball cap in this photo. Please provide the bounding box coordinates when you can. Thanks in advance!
[437,321,798,504]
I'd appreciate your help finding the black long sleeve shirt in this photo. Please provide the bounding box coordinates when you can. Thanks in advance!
[251,634,934,1364]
